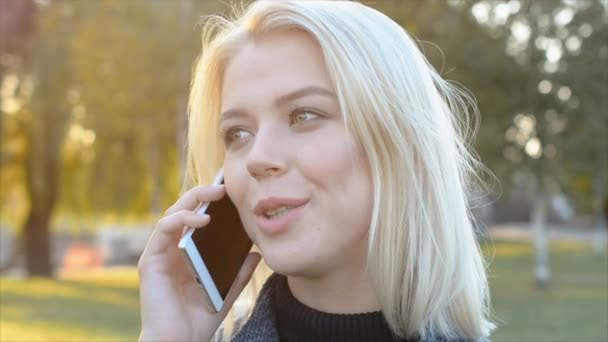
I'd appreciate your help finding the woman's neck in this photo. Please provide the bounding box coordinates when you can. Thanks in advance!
[286,263,381,314]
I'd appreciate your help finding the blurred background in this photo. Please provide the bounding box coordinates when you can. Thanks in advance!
[0,0,606,341]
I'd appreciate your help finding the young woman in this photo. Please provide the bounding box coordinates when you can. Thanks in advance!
[138,1,495,341]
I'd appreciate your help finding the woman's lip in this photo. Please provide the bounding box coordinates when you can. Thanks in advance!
[253,197,310,216]
[255,201,308,235]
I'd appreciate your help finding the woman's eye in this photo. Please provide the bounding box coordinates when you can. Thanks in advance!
[290,109,320,125]
[222,128,252,147]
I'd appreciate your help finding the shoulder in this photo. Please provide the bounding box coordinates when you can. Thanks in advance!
[229,273,283,342]
[420,331,491,342]
[423,338,491,342]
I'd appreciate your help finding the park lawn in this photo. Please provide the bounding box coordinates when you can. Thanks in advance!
[0,241,607,342]
[0,268,140,341]
[487,240,608,342]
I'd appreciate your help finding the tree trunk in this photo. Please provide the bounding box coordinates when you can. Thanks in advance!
[22,48,70,277]
[20,1,74,277]
[22,136,60,277]
[532,176,550,288]
[22,105,64,276]
[22,201,54,276]
[591,145,608,255]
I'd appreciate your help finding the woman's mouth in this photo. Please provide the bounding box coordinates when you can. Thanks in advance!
[254,197,309,235]
[264,206,295,218]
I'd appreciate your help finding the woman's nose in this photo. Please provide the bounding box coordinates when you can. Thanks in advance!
[246,126,287,179]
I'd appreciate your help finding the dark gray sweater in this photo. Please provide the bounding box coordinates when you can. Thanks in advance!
[230,273,490,342]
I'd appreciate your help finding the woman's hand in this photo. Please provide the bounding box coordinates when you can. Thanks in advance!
[138,185,261,342]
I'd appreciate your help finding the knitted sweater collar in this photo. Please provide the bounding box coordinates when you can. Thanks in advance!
[231,273,489,342]
[271,273,408,342]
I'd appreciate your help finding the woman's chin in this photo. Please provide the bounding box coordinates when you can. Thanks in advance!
[261,249,320,277]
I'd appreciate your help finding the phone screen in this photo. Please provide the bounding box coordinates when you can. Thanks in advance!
[190,192,252,299]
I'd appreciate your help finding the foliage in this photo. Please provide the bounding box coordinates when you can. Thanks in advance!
[1,0,606,275]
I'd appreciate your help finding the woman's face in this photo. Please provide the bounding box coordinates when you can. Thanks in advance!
[221,29,373,277]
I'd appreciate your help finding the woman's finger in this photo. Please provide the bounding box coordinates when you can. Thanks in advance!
[165,185,225,216]
[142,210,210,259]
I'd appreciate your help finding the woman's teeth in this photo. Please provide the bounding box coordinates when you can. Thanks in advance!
[265,206,293,218]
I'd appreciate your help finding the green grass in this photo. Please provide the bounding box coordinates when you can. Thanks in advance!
[486,241,608,342]
[0,268,140,341]
[0,241,606,342]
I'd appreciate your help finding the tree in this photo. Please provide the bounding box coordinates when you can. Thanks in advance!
[559,0,608,253]
[2,0,227,276]
[372,0,606,286]
[0,0,37,272]
[449,0,607,285]
[20,0,78,276]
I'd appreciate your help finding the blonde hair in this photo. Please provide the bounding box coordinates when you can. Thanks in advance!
[186,0,495,340]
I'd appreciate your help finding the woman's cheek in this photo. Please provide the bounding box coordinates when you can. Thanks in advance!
[224,158,247,217]
[229,188,258,244]
[296,134,349,181]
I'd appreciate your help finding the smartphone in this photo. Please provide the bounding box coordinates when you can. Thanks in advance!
[178,169,253,312]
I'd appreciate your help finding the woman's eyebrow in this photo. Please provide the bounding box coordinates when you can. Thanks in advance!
[274,85,336,107]
[220,86,336,123]
[220,108,248,123]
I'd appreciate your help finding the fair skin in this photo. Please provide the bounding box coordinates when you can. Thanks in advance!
[138,185,262,341]
[138,29,377,341]
[221,29,378,314]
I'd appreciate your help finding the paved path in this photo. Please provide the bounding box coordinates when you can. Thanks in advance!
[488,223,608,243]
